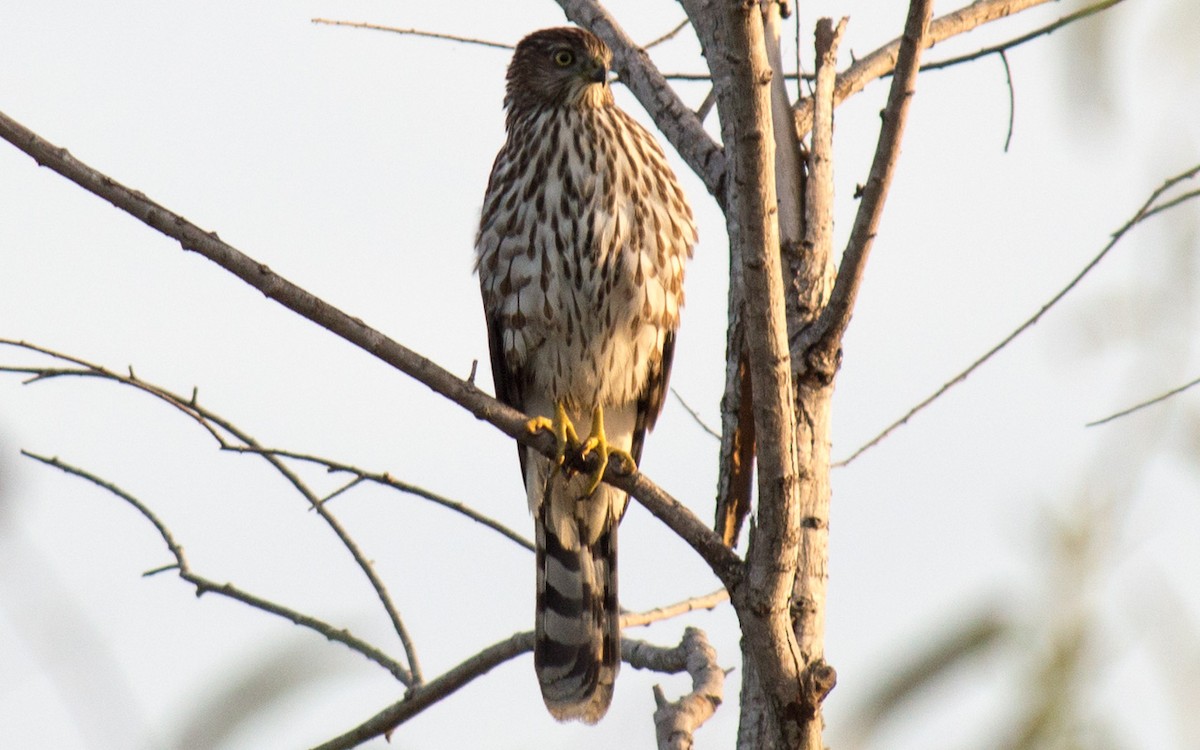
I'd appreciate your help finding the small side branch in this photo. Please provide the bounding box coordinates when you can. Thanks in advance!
[315,628,717,750]
[796,0,934,375]
[0,339,424,683]
[20,451,412,684]
[224,445,535,552]
[310,631,535,750]
[648,628,724,750]
[838,165,1200,465]
[919,0,1126,72]
[622,588,729,629]
[794,0,1055,138]
[1088,373,1200,427]
[310,19,513,50]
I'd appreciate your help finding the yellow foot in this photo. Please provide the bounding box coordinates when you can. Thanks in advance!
[578,404,637,496]
[526,402,581,469]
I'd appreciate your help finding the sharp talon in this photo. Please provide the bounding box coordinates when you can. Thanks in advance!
[529,403,584,473]
[577,404,638,496]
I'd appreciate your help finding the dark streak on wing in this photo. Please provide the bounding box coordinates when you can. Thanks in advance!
[630,330,676,469]
[486,313,529,482]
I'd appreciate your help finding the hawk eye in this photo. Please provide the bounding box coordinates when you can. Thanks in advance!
[553,49,575,67]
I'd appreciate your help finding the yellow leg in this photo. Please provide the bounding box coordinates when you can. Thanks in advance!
[578,404,637,496]
[526,402,581,468]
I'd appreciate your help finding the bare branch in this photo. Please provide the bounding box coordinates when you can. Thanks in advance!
[794,0,934,374]
[670,387,720,441]
[1088,373,1200,427]
[3,340,533,552]
[919,0,1126,72]
[788,15,846,379]
[20,451,411,683]
[622,588,729,629]
[650,628,724,750]
[0,111,741,588]
[555,0,727,198]
[310,19,513,50]
[222,445,535,552]
[999,50,1016,152]
[314,628,711,750]
[794,0,1055,138]
[0,340,423,683]
[667,0,1123,88]
[839,163,1200,466]
[645,18,691,50]
[311,631,535,750]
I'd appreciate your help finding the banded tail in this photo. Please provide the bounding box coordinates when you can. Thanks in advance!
[532,468,623,723]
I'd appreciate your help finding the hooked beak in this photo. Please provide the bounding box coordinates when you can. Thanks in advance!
[587,57,609,85]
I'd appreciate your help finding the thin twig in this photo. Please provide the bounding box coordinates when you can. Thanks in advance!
[0,340,424,683]
[0,343,532,549]
[1087,374,1200,427]
[670,387,720,440]
[0,112,742,589]
[644,18,690,50]
[838,164,1200,466]
[224,444,534,552]
[794,0,1056,138]
[312,628,707,750]
[310,19,513,50]
[20,451,411,683]
[919,0,1126,72]
[622,588,729,628]
[795,0,934,373]
[1000,50,1015,152]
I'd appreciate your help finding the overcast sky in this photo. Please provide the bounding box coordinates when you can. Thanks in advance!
[2,2,1198,749]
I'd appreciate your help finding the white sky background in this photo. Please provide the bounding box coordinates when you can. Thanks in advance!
[1,1,1198,749]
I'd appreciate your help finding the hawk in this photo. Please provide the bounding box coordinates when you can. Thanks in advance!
[475,27,695,723]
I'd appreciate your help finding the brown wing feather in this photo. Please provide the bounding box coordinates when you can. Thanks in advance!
[630,330,676,466]
[485,313,529,481]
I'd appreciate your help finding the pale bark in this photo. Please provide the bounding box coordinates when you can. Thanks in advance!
[682,1,810,747]
[794,0,1053,138]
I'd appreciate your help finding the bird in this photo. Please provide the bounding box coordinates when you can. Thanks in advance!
[474,26,696,723]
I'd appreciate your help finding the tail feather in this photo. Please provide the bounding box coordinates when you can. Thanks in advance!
[533,478,621,723]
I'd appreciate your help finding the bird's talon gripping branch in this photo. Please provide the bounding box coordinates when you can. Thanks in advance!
[579,404,637,496]
[528,403,582,470]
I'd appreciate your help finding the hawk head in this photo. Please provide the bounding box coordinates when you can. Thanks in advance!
[505,27,613,113]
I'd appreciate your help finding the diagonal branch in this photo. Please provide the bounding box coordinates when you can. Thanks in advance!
[795,0,934,375]
[21,451,412,684]
[311,628,713,750]
[794,0,1054,138]
[1087,372,1200,428]
[0,110,742,589]
[839,164,1200,465]
[221,445,535,552]
[3,347,534,551]
[0,339,424,684]
[920,0,1126,72]
[621,587,729,629]
[310,19,514,50]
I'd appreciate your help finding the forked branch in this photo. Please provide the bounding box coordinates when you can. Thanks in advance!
[839,164,1200,465]
[794,0,1055,138]
[0,110,742,589]
[21,451,413,684]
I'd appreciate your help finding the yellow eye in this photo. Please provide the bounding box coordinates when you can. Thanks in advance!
[553,49,574,67]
